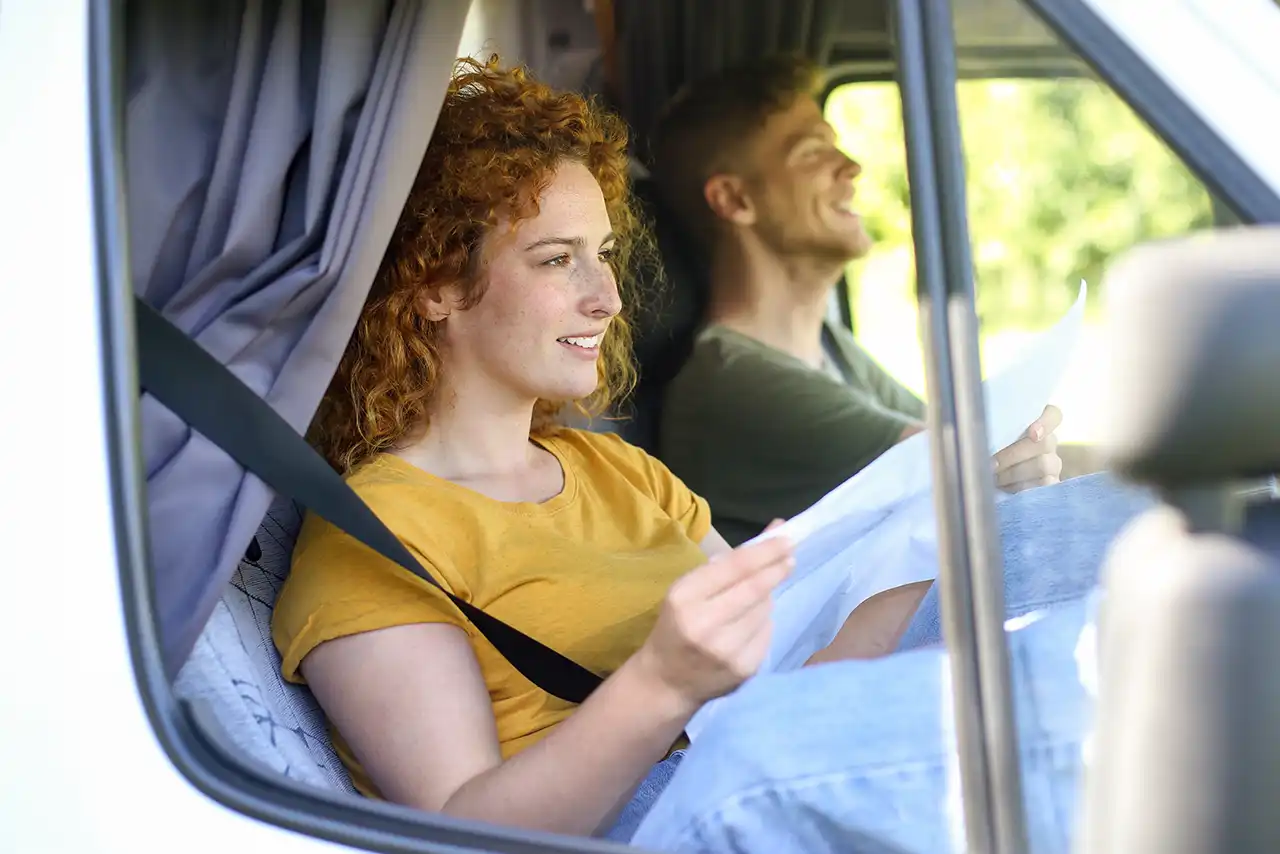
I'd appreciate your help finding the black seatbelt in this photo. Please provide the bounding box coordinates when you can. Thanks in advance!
[134,297,603,705]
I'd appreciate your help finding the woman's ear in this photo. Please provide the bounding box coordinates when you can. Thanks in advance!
[420,283,463,322]
[704,174,757,227]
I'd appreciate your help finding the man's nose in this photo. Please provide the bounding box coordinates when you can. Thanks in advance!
[838,152,862,180]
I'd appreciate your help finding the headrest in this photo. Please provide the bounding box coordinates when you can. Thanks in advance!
[1100,226,1280,486]
[628,177,708,390]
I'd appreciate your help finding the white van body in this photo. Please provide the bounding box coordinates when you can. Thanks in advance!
[1,1,1278,852]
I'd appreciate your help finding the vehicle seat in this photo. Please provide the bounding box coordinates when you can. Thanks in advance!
[174,497,357,796]
[618,177,709,455]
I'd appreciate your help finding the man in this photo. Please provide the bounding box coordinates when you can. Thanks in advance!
[620,60,1155,851]
[650,55,1063,545]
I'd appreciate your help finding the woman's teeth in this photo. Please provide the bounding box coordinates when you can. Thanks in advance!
[558,334,602,349]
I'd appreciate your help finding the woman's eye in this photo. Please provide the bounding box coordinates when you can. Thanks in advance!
[542,254,571,268]
[598,248,616,264]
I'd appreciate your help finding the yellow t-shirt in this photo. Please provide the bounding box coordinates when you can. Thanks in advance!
[271,428,712,797]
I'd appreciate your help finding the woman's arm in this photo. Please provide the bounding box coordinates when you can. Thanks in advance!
[301,535,793,837]
[302,623,691,837]
[699,527,733,559]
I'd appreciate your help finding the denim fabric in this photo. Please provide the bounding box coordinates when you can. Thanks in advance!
[897,472,1155,651]
[613,473,1154,851]
[604,750,686,843]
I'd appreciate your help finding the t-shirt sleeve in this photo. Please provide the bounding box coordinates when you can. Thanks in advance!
[864,356,926,420]
[832,324,927,420]
[271,510,474,685]
[585,432,713,544]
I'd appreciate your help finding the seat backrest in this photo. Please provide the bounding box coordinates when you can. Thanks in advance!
[620,177,709,454]
[174,498,357,795]
[1081,227,1280,853]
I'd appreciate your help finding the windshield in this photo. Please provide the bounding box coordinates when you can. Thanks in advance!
[1085,0,1280,196]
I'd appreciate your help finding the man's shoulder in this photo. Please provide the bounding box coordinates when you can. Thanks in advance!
[668,325,817,393]
[661,324,849,445]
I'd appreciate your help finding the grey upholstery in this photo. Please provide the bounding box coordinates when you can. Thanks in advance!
[174,498,356,795]
[1082,224,1280,853]
[1100,226,1280,485]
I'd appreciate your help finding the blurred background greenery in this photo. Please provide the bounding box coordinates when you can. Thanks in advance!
[824,78,1214,444]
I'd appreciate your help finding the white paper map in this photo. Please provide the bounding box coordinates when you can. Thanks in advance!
[685,282,1088,741]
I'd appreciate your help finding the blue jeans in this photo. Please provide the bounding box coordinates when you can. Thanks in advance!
[608,473,1155,851]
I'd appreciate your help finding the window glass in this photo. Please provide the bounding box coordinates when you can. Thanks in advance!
[825,77,1213,464]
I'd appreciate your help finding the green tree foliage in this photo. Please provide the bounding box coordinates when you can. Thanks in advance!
[825,78,1214,333]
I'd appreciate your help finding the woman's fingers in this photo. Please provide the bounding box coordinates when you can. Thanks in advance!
[710,597,775,675]
[701,551,792,623]
[644,533,794,702]
[675,536,793,601]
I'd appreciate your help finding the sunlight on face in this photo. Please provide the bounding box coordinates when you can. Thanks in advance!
[443,160,621,406]
[747,96,872,262]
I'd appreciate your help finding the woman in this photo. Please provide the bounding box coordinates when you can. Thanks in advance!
[273,57,1152,851]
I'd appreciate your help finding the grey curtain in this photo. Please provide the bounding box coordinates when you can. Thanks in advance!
[128,0,471,677]
[615,0,844,158]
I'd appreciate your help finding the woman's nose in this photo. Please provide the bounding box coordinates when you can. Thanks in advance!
[585,262,622,318]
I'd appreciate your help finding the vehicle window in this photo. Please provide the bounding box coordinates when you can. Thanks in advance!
[824,76,1214,475]
[822,19,1275,848]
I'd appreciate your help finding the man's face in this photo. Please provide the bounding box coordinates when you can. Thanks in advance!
[738,96,872,264]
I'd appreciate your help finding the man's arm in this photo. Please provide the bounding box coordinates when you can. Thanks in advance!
[826,323,926,421]
[898,422,924,442]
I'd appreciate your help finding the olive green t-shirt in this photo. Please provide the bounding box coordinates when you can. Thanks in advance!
[659,322,926,546]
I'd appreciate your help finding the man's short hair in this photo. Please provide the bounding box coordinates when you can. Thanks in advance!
[648,54,823,253]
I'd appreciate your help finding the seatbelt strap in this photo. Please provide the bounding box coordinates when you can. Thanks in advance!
[133,297,603,705]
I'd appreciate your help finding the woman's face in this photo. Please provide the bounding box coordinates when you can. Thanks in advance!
[437,160,622,407]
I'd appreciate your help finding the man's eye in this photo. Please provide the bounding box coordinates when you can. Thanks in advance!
[791,143,825,163]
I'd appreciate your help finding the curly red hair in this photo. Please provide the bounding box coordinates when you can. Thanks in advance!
[311,56,653,474]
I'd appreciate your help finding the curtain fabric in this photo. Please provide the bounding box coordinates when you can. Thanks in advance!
[614,0,842,158]
[128,0,471,677]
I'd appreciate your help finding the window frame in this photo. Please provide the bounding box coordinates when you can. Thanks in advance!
[827,2,1280,851]
[825,0,1280,231]
[96,0,1280,852]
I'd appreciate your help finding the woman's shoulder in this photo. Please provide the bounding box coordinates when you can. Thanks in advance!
[290,454,464,573]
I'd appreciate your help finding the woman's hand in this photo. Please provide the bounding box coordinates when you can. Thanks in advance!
[630,534,794,711]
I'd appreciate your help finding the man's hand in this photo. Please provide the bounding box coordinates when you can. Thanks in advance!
[993,404,1063,493]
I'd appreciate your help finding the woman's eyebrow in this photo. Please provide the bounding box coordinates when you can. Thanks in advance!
[523,235,583,251]
[523,231,616,251]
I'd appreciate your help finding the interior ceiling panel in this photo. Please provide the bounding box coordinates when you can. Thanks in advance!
[613,0,1089,136]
